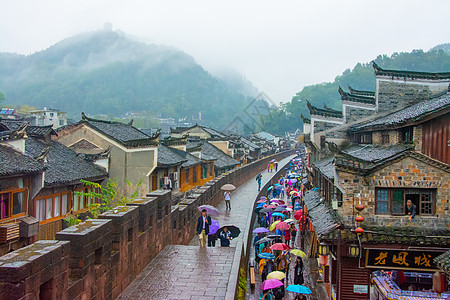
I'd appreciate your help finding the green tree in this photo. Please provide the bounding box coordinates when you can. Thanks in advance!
[0,92,5,105]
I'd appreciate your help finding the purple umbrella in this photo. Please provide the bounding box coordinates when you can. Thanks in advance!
[260,278,283,290]
[198,205,220,216]
[209,219,220,235]
[253,227,269,234]
[289,179,298,184]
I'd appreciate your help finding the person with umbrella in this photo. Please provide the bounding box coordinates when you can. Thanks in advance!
[207,219,220,247]
[196,209,211,248]
[219,226,232,247]
[224,191,231,210]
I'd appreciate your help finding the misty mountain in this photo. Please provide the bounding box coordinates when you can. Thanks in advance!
[262,46,450,135]
[0,29,256,128]
[430,43,450,55]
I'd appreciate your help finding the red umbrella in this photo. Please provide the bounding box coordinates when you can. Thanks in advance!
[270,243,291,251]
[275,221,290,231]
[294,210,303,220]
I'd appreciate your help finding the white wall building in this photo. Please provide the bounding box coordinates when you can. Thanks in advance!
[29,107,67,129]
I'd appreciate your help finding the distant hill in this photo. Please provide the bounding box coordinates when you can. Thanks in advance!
[0,29,256,129]
[262,47,450,135]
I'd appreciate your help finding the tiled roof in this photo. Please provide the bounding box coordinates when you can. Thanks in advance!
[186,140,239,169]
[348,85,375,97]
[170,124,227,139]
[25,138,107,186]
[301,114,311,124]
[434,250,450,277]
[0,119,24,131]
[69,139,99,150]
[157,144,186,167]
[312,157,335,179]
[303,190,342,238]
[0,144,45,177]
[168,147,202,168]
[352,92,450,131]
[307,101,343,119]
[373,62,450,80]
[80,114,158,148]
[240,137,260,150]
[0,120,56,138]
[339,86,376,105]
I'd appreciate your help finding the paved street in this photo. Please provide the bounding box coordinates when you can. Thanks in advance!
[119,156,294,300]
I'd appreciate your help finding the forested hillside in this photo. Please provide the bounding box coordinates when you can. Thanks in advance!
[262,45,450,135]
[0,29,256,129]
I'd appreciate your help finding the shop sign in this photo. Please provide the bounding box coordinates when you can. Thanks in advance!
[365,249,443,271]
[353,284,368,294]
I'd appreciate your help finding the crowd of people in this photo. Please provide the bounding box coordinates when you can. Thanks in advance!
[253,153,312,299]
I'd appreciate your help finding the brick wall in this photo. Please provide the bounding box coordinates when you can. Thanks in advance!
[377,81,431,113]
[344,105,373,123]
[372,130,400,145]
[337,156,450,229]
[0,150,295,300]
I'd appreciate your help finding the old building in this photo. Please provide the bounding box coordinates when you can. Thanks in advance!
[55,114,159,197]
[304,64,450,299]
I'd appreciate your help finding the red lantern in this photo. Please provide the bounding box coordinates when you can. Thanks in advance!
[318,255,328,266]
[355,227,364,235]
[433,271,446,294]
[355,215,365,223]
[355,204,365,211]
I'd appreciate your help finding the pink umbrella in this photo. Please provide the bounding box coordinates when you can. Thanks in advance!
[270,199,281,204]
[267,205,277,209]
[257,199,267,203]
[270,243,291,251]
[275,221,290,231]
[261,278,283,290]
[286,207,293,212]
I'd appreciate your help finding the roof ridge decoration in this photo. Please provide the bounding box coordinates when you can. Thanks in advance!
[372,61,450,80]
[300,114,311,124]
[347,85,375,96]
[338,86,376,105]
[306,100,343,119]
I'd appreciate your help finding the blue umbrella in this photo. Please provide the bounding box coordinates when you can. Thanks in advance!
[286,285,312,294]
[274,185,284,190]
[272,212,286,218]
[258,253,276,260]
[257,203,265,207]
[267,186,273,191]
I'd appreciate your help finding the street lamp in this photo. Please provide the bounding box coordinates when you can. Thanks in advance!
[348,244,360,257]
[318,243,330,256]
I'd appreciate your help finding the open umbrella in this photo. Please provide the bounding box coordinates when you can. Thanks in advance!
[260,208,274,213]
[271,212,286,218]
[255,237,272,245]
[267,234,281,239]
[275,221,290,231]
[270,159,276,162]
[257,203,265,207]
[270,243,291,251]
[216,225,240,238]
[267,205,277,209]
[290,249,307,258]
[260,279,283,290]
[270,199,281,204]
[209,219,220,236]
[253,227,269,234]
[289,179,298,184]
[267,271,286,280]
[269,220,281,231]
[221,184,236,191]
[285,218,296,224]
[294,210,303,220]
[260,196,267,200]
[290,191,298,195]
[198,205,220,216]
[257,199,267,203]
[258,253,276,260]
[267,186,273,191]
[286,285,312,294]
[253,207,263,214]
[274,206,287,212]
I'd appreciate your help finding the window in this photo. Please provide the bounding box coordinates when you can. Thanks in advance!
[0,189,27,220]
[355,133,373,144]
[381,133,390,145]
[209,163,213,177]
[400,127,414,144]
[375,188,436,216]
[185,169,190,183]
[35,191,71,224]
[193,168,198,183]
[73,187,100,212]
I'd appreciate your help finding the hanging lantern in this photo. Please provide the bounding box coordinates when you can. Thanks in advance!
[318,243,330,256]
[433,271,446,294]
[355,227,364,235]
[319,255,328,266]
[355,204,365,212]
[348,244,360,257]
[355,215,364,223]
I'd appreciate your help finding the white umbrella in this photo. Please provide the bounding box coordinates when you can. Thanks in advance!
[221,184,236,191]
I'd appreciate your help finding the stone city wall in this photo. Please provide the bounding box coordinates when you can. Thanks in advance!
[0,150,295,300]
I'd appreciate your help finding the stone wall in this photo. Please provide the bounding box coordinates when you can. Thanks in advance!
[337,155,450,229]
[377,81,432,113]
[0,150,295,300]
[313,120,339,134]
[372,130,400,145]
[344,105,374,123]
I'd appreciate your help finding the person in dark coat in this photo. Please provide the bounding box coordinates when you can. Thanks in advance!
[207,233,216,247]
[220,227,232,247]
[273,285,285,300]
[196,209,211,247]
[406,200,416,220]
[294,257,304,285]
[261,263,269,282]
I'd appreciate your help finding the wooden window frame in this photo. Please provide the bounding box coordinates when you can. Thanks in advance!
[185,169,189,183]
[35,191,71,225]
[375,188,436,216]
[0,188,27,222]
[381,132,390,145]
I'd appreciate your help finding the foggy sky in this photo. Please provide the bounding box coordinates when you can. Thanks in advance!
[1,0,449,104]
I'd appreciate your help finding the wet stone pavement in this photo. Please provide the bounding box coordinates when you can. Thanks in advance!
[119,156,294,300]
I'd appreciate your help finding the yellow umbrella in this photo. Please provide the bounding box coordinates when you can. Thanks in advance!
[270,220,281,231]
[290,191,297,195]
[290,249,307,258]
[285,218,296,224]
[267,271,286,280]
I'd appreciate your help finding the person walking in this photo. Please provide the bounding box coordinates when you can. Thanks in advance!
[269,162,274,172]
[275,161,278,172]
[277,253,288,274]
[257,174,262,191]
[220,227,232,247]
[284,228,291,247]
[207,233,216,247]
[224,191,231,210]
[290,224,297,247]
[294,257,304,285]
[196,209,211,247]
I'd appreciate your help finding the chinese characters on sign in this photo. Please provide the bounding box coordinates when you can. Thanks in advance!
[366,249,442,271]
